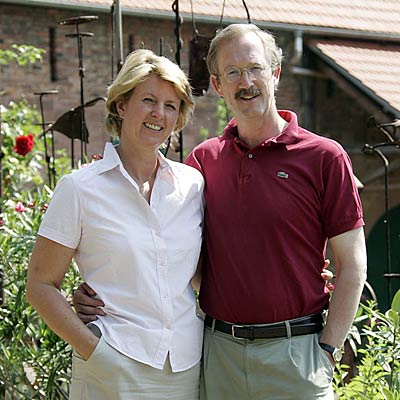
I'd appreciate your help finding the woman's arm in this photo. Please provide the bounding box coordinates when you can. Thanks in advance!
[26,236,99,360]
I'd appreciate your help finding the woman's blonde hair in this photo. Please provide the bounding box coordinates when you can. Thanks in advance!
[207,24,283,77]
[106,49,194,136]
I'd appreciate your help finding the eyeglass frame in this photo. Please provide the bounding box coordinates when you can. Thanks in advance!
[217,64,272,84]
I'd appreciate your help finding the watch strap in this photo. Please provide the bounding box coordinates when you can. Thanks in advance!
[319,342,335,354]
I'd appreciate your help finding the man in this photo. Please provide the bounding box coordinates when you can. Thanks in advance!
[75,24,366,399]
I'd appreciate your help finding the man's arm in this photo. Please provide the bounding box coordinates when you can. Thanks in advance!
[191,251,203,293]
[319,227,367,353]
[73,283,106,323]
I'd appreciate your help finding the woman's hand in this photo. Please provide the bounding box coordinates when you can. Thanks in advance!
[79,333,100,361]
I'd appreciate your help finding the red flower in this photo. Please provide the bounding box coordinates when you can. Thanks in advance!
[14,133,34,156]
[14,201,26,213]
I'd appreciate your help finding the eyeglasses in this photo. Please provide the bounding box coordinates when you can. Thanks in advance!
[220,64,270,84]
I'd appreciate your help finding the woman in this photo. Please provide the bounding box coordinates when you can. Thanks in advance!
[26,49,204,400]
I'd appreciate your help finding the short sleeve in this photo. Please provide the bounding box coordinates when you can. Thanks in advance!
[322,150,364,238]
[38,174,82,249]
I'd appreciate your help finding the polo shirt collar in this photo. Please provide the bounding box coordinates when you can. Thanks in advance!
[223,110,300,148]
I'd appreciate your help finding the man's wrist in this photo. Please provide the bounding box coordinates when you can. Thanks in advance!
[319,342,342,363]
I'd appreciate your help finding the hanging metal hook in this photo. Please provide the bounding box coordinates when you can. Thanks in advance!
[242,0,252,24]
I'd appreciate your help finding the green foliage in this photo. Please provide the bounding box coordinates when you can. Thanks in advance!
[199,127,210,142]
[195,97,232,149]
[215,97,232,134]
[0,188,79,399]
[1,43,77,398]
[0,44,44,66]
[333,292,400,399]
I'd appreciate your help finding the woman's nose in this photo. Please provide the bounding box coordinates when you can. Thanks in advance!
[151,103,164,118]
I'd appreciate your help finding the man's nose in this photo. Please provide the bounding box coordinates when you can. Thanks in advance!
[238,70,253,88]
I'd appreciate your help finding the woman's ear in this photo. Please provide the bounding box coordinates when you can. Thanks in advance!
[116,101,125,119]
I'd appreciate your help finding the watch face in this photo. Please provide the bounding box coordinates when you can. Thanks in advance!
[320,342,342,363]
[333,349,342,362]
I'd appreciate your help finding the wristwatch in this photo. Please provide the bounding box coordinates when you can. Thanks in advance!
[319,342,342,363]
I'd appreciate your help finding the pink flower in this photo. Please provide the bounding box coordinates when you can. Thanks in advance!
[0,219,3,227]
[14,201,26,213]
[91,154,103,161]
[327,283,335,292]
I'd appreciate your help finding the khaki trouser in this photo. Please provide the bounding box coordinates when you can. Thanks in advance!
[69,328,200,400]
[200,326,334,400]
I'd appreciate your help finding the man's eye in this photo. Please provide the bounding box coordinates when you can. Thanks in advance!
[226,69,239,78]
[250,66,263,73]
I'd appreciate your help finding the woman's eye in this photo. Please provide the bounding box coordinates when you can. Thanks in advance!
[166,104,177,111]
[144,97,155,104]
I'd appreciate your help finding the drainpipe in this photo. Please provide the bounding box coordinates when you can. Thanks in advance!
[290,30,304,66]
[289,29,327,78]
[288,30,317,129]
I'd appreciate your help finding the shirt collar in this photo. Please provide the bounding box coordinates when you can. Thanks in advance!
[95,142,171,175]
[223,110,300,148]
[95,142,121,174]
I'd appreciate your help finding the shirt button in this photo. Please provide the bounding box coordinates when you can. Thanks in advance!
[248,153,253,159]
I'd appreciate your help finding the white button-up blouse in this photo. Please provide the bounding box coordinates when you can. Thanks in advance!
[38,143,205,372]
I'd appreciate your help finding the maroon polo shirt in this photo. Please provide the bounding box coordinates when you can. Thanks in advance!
[186,110,364,324]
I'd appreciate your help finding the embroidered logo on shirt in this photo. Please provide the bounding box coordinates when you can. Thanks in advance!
[277,171,289,179]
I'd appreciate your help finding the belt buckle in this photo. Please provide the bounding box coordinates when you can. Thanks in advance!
[231,324,246,339]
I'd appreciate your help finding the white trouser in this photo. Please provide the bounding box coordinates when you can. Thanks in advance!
[69,333,200,400]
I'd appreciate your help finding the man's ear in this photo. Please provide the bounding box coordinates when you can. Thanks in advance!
[273,67,281,88]
[210,75,223,97]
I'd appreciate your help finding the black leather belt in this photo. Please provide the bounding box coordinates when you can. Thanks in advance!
[204,313,324,340]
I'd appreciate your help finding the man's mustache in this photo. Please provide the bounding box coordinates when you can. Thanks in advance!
[235,88,261,99]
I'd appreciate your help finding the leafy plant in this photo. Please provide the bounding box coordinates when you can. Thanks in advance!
[0,44,44,67]
[333,290,400,399]
[0,189,80,399]
[193,97,232,155]
[1,43,76,399]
